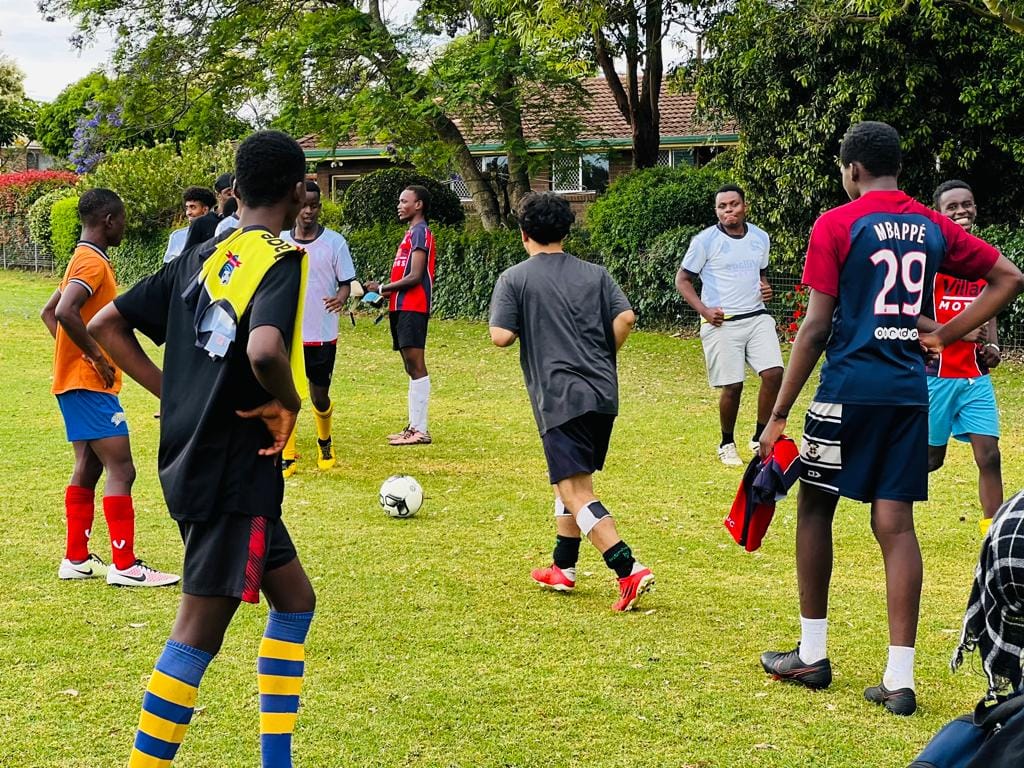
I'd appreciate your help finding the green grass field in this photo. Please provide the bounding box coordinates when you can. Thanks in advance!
[1,269,1021,767]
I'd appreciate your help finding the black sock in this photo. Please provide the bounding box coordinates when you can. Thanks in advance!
[721,431,735,447]
[603,540,635,579]
[753,422,766,441]
[552,535,581,569]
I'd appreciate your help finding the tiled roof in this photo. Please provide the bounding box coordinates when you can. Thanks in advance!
[301,77,736,153]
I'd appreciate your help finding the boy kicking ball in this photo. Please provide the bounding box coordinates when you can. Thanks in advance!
[489,192,654,612]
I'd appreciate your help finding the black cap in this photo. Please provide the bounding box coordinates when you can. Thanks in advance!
[214,172,235,192]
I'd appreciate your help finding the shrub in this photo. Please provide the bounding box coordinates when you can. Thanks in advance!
[50,195,81,274]
[339,168,465,229]
[587,165,726,266]
[110,231,171,287]
[82,140,235,237]
[28,187,78,260]
[612,225,702,330]
[320,198,343,232]
[975,225,1024,348]
[0,170,78,218]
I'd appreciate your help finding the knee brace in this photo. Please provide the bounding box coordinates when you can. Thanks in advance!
[576,500,611,535]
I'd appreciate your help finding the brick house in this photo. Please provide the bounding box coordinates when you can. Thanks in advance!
[301,78,737,216]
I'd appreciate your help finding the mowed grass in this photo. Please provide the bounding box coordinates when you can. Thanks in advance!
[1,269,1022,768]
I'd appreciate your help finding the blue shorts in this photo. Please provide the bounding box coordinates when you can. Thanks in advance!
[928,375,1000,446]
[56,390,130,442]
[800,401,928,503]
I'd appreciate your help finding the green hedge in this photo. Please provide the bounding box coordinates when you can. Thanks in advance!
[975,225,1024,347]
[110,230,172,287]
[627,225,702,329]
[28,187,77,262]
[340,168,465,229]
[50,196,81,274]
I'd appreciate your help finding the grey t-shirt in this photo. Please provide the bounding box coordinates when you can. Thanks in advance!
[489,251,632,435]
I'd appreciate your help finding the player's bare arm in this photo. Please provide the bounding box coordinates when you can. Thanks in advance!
[88,303,163,398]
[489,326,518,347]
[41,289,60,339]
[759,289,837,457]
[322,281,351,313]
[979,319,1002,368]
[54,281,116,389]
[243,324,301,455]
[759,269,773,302]
[920,255,1024,355]
[675,267,724,325]
[612,309,636,351]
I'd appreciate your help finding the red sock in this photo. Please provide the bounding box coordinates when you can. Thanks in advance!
[103,495,137,569]
[65,486,95,562]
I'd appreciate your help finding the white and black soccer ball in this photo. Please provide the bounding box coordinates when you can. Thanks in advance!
[379,475,423,518]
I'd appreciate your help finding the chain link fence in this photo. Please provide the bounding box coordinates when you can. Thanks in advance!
[0,238,51,272]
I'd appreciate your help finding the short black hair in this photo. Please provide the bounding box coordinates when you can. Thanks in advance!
[517,192,575,245]
[234,131,306,208]
[305,179,321,198]
[840,121,902,178]
[183,186,217,209]
[404,185,430,217]
[78,188,123,226]
[715,183,745,201]
[214,172,235,193]
[933,179,973,208]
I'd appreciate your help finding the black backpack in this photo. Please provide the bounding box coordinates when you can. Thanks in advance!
[909,692,1024,768]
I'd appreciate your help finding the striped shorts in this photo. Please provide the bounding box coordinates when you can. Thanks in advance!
[799,401,929,503]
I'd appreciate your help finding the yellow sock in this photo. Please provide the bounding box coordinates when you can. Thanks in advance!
[283,428,297,461]
[980,516,993,536]
[313,403,333,442]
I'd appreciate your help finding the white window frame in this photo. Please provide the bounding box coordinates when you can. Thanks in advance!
[330,174,360,201]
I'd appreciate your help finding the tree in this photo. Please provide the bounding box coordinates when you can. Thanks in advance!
[40,0,583,230]
[850,0,1024,35]
[0,52,34,148]
[695,0,1024,262]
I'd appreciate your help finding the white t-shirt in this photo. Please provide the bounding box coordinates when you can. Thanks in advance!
[281,226,356,343]
[680,223,770,316]
[163,227,188,263]
[215,214,239,238]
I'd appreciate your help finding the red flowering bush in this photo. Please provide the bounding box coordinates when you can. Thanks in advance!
[779,283,809,342]
[0,170,79,218]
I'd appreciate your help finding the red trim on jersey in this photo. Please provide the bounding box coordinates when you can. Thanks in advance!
[931,273,987,378]
[389,222,436,314]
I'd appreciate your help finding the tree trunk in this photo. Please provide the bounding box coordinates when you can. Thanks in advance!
[634,0,664,168]
[432,114,502,230]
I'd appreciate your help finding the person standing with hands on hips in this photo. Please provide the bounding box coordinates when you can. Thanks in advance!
[364,185,437,446]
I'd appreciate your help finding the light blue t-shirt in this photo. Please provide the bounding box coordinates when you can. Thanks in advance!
[681,223,771,316]
[163,227,189,263]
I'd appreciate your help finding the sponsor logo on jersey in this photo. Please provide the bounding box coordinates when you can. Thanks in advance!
[218,252,242,284]
[874,326,919,341]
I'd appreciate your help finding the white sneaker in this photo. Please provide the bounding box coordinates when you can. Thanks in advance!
[107,559,180,588]
[717,442,743,466]
[749,439,762,455]
[59,553,108,580]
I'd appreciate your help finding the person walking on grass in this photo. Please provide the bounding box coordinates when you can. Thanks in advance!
[675,183,784,467]
[489,192,655,612]
[365,185,437,446]
[279,180,355,477]
[41,188,179,588]
[757,121,1023,717]
[922,180,1004,535]
[89,131,316,767]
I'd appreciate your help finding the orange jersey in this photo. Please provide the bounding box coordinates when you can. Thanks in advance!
[52,241,122,395]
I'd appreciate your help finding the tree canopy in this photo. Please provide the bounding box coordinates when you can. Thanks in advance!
[695,0,1024,261]
[0,50,35,148]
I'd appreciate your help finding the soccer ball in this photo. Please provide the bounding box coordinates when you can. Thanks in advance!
[379,475,423,518]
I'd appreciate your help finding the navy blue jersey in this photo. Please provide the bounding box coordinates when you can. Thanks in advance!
[802,190,998,406]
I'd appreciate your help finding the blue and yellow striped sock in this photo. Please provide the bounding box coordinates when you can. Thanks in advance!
[258,610,314,768]
[129,640,212,767]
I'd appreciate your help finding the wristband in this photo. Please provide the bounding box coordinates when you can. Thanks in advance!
[984,342,1000,353]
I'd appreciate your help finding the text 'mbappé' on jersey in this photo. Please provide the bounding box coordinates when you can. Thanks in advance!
[802,190,999,406]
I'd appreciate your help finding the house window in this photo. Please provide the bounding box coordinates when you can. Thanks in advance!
[330,175,360,201]
[671,149,694,167]
[26,151,39,170]
[452,155,511,201]
[656,150,671,166]
[552,153,609,193]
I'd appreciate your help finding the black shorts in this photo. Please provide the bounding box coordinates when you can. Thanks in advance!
[178,515,297,603]
[541,412,616,484]
[800,401,929,502]
[303,343,337,388]
[390,310,429,351]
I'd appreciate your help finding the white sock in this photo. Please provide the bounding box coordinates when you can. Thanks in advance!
[408,375,431,433]
[882,645,915,691]
[798,616,828,664]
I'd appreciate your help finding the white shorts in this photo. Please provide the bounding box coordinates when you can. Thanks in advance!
[699,313,783,387]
